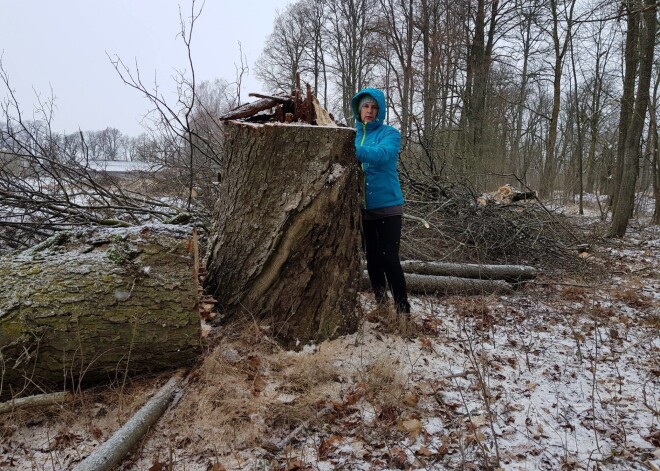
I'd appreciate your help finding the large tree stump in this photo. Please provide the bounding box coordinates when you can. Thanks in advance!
[204,122,361,349]
[0,225,200,398]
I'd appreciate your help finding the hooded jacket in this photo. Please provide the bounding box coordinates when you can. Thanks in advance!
[351,88,404,211]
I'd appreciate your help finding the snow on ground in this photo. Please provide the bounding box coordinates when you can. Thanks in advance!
[1,220,658,470]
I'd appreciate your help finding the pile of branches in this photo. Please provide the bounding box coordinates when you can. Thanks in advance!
[0,150,197,252]
[400,179,590,272]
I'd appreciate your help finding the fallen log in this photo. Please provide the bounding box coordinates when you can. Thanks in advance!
[400,260,537,283]
[0,391,74,415]
[73,370,184,471]
[0,225,201,399]
[361,272,514,296]
[204,120,361,349]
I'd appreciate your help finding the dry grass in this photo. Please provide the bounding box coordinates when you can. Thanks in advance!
[367,302,418,339]
[163,323,347,455]
[361,358,407,411]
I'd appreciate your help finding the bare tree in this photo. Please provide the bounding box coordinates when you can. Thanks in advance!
[108,0,227,220]
[375,0,418,149]
[255,2,314,93]
[538,0,578,200]
[507,0,544,183]
[611,0,656,236]
[324,0,378,124]
[0,0,225,251]
[461,0,502,181]
[0,69,177,250]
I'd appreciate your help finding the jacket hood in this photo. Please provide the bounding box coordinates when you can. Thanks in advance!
[351,88,387,130]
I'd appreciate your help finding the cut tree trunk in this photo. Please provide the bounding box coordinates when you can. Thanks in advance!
[361,272,513,296]
[400,260,537,283]
[204,121,361,349]
[0,225,200,399]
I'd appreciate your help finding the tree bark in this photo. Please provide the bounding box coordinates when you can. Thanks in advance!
[204,122,361,349]
[400,260,537,283]
[0,225,201,398]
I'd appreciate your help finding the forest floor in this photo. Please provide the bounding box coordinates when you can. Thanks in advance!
[1,209,659,471]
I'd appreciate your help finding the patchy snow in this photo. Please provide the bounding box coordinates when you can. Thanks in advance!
[326,163,346,184]
[1,218,658,471]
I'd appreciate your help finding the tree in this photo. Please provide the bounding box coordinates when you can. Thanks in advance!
[611,0,657,236]
[255,2,314,93]
[0,225,200,398]
[461,0,501,180]
[508,0,545,183]
[324,0,378,124]
[0,10,208,252]
[374,0,418,149]
[538,0,577,200]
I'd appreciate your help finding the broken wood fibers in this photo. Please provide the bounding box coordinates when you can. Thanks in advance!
[207,79,359,349]
[218,74,335,126]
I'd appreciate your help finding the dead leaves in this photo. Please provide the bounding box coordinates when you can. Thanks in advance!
[397,418,423,437]
[317,434,343,460]
[51,431,82,451]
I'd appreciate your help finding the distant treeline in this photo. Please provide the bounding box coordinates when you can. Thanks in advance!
[0,122,164,162]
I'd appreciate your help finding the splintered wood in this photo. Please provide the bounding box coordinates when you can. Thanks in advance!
[218,73,336,126]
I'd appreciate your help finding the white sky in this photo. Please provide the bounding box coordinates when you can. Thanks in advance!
[0,0,292,136]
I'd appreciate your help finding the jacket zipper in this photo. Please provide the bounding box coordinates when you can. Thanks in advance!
[361,122,367,209]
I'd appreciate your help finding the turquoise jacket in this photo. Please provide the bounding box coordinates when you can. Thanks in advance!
[351,88,404,210]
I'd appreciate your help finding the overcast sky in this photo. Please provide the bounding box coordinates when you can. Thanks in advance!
[0,0,292,136]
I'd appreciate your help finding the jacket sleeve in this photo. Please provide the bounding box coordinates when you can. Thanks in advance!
[356,126,401,166]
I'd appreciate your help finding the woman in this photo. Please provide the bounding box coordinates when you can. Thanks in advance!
[351,87,410,314]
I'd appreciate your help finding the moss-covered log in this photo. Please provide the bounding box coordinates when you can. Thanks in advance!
[204,122,361,349]
[0,225,201,398]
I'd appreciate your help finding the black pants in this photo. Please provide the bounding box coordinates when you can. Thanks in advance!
[362,215,410,313]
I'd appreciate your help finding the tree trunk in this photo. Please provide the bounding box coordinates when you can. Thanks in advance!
[204,122,361,349]
[0,225,201,399]
[611,0,657,236]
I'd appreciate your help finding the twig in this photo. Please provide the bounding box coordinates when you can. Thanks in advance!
[274,405,335,451]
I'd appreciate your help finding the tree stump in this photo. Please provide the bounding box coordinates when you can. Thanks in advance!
[0,225,201,398]
[204,122,361,349]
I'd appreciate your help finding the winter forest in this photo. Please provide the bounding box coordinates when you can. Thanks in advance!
[0,0,659,470]
[2,0,659,247]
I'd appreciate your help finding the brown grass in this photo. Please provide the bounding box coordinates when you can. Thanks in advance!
[362,358,406,410]
[168,323,346,454]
